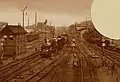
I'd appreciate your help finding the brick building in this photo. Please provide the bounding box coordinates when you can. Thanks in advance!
[0,25,27,58]
[0,22,8,59]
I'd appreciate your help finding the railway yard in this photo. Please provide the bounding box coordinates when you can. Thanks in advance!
[0,0,119,81]
[0,33,120,82]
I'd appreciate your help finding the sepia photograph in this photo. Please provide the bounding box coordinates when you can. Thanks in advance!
[0,0,120,82]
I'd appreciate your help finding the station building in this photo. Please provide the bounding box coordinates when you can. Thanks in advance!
[0,24,27,58]
[0,22,8,59]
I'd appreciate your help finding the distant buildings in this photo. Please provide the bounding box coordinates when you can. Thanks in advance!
[0,24,27,58]
[25,22,54,33]
[37,22,55,33]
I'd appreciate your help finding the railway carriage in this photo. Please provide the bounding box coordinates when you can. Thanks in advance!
[26,33,39,42]
[86,34,120,53]
[84,29,120,53]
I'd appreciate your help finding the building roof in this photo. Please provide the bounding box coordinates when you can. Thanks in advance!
[0,22,8,26]
[0,22,8,31]
[0,25,27,35]
[25,28,34,33]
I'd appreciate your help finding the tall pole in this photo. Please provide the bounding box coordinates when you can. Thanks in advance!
[26,13,29,27]
[53,25,55,38]
[45,24,47,43]
[21,6,27,53]
[86,20,88,33]
[54,25,56,37]
[49,21,51,26]
[23,11,24,28]
[28,18,29,27]
[21,6,27,28]
[49,21,53,38]
[35,12,37,28]
[44,19,47,43]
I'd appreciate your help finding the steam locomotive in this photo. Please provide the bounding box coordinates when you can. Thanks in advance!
[39,33,69,58]
[83,29,120,53]
[85,35,120,53]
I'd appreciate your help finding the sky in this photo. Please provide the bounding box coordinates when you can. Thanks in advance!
[0,0,93,26]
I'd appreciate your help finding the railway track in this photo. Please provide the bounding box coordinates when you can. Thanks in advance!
[26,43,42,50]
[3,32,118,82]
[69,34,100,82]
[0,44,69,82]
[70,33,120,66]
[0,51,40,72]
[39,51,71,82]
[0,47,69,82]
[72,52,83,82]
[71,33,120,81]
[23,52,70,82]
[1,58,48,82]
[84,41,120,66]
[82,40,120,81]
[39,47,73,82]
[75,45,96,82]
[0,52,45,81]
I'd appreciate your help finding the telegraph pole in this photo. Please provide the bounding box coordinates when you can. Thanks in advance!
[49,21,54,38]
[53,25,55,38]
[23,12,24,28]
[53,26,55,38]
[44,19,48,43]
[35,12,37,28]
[45,23,47,43]
[21,6,27,28]
[26,13,29,27]
[86,20,87,33]
[28,18,29,27]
